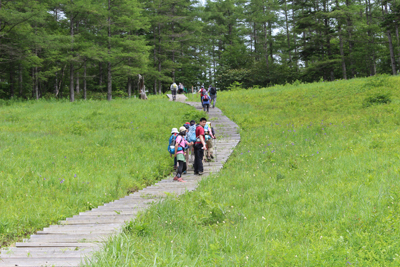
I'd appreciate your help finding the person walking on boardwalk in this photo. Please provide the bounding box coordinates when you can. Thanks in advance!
[202,92,211,112]
[194,118,207,175]
[170,82,178,101]
[208,85,217,108]
[168,128,179,169]
[198,85,206,105]
[187,120,197,163]
[174,127,193,182]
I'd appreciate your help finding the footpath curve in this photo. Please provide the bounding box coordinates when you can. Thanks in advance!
[0,102,240,267]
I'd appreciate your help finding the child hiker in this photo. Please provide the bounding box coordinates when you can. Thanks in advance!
[204,122,216,161]
[174,126,193,182]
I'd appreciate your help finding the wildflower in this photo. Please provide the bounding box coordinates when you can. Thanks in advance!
[235,236,237,239]
[171,240,173,243]
[74,174,77,178]
[317,151,319,154]
[248,150,250,152]
[262,216,266,220]
[244,217,247,219]
[241,153,243,155]
[60,179,65,184]
[271,150,275,153]
[291,143,294,145]
[44,178,46,180]
[64,156,66,158]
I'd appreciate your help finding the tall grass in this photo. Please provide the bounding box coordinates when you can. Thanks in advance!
[0,96,205,247]
[88,75,400,266]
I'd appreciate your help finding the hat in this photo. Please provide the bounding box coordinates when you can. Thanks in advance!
[171,128,179,134]
[190,120,196,126]
[201,85,204,88]
[179,126,186,132]
[185,122,190,125]
[184,124,189,129]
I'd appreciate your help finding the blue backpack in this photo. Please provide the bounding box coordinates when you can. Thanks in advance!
[168,134,185,154]
[187,125,196,142]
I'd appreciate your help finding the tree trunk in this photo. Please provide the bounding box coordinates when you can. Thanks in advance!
[35,67,39,99]
[171,4,175,82]
[263,6,269,68]
[9,63,14,98]
[384,3,397,75]
[284,0,292,66]
[69,0,74,102]
[395,23,400,72]
[55,71,58,96]
[76,71,80,94]
[83,59,87,100]
[269,21,274,63]
[128,77,132,98]
[158,22,162,95]
[19,63,23,97]
[346,0,355,78]
[99,62,103,91]
[153,26,157,94]
[107,0,112,101]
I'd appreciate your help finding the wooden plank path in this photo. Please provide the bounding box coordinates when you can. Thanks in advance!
[0,102,240,267]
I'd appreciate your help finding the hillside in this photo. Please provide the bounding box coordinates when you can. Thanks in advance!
[0,97,204,247]
[89,76,400,266]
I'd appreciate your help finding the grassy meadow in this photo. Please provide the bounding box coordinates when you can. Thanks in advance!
[0,96,205,247]
[88,75,400,266]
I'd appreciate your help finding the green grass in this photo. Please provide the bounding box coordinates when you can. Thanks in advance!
[0,96,205,247]
[87,75,400,266]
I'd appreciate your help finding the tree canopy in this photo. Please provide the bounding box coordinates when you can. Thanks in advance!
[1,0,400,100]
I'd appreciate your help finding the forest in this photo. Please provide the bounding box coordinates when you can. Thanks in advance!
[1,0,400,101]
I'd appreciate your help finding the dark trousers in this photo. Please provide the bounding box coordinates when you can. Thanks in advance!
[174,157,177,167]
[177,160,187,178]
[194,143,204,173]
[203,104,209,112]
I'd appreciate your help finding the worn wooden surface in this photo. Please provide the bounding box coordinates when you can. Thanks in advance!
[0,102,240,267]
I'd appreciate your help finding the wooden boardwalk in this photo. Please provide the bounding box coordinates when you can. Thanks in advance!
[0,102,240,267]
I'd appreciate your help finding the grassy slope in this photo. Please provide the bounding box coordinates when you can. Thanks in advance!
[0,97,204,247]
[89,76,400,266]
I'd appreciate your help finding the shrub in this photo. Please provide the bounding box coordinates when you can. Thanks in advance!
[363,93,392,107]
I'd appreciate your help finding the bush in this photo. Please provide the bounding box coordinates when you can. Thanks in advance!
[363,93,392,107]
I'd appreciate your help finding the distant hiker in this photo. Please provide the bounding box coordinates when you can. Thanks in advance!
[198,85,207,105]
[174,126,193,182]
[187,120,197,163]
[170,82,178,101]
[168,128,179,169]
[208,85,217,108]
[202,92,211,112]
[194,118,207,175]
[178,83,184,94]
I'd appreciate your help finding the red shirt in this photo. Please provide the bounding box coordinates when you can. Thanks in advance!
[195,126,205,144]
[200,88,206,97]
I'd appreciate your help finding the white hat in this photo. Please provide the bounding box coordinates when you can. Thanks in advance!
[171,128,179,134]
[179,126,186,132]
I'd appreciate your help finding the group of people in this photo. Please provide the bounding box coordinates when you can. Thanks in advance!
[170,82,186,101]
[169,83,218,113]
[168,118,216,182]
[198,85,217,112]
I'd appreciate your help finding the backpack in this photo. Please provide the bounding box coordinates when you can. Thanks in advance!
[172,83,177,90]
[168,134,185,154]
[187,125,196,142]
[209,87,216,95]
[168,134,177,154]
[203,94,210,101]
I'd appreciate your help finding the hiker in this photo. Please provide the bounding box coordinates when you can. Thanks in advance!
[208,85,217,108]
[170,82,178,101]
[178,83,184,94]
[204,122,216,161]
[202,92,211,112]
[198,85,207,105]
[174,126,193,182]
[183,123,190,164]
[168,128,179,170]
[194,117,207,175]
[187,120,197,163]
